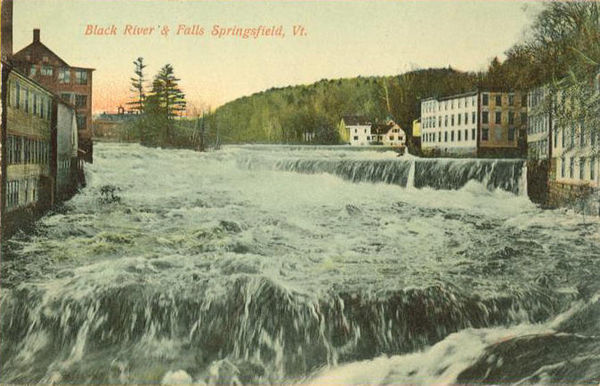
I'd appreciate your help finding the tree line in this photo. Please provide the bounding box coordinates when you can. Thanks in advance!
[211,1,599,152]
[119,2,598,153]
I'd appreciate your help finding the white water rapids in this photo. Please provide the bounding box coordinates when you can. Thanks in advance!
[1,143,599,384]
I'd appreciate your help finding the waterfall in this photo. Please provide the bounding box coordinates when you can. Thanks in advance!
[237,154,526,194]
[406,160,415,189]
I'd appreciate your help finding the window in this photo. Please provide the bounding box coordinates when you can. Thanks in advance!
[438,132,441,142]
[33,93,38,115]
[464,113,468,125]
[76,114,87,130]
[482,112,488,124]
[458,114,461,125]
[15,82,20,109]
[561,157,565,178]
[508,112,514,125]
[482,94,488,106]
[508,128,516,141]
[495,127,503,141]
[562,127,566,148]
[58,68,71,84]
[444,132,448,142]
[520,112,527,124]
[571,124,575,147]
[29,65,37,77]
[495,112,502,124]
[580,158,585,180]
[75,94,87,108]
[472,129,476,140]
[41,65,53,76]
[24,88,29,113]
[458,130,461,141]
[46,99,52,120]
[508,94,514,105]
[465,129,468,141]
[353,136,358,141]
[76,70,88,85]
[553,127,558,148]
[472,111,476,124]
[61,93,72,103]
[495,95,502,106]
[482,128,489,141]
[451,115,455,126]
[592,157,596,181]
[569,157,574,179]
[451,131,454,142]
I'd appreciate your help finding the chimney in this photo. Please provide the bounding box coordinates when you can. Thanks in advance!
[33,28,40,43]
[1,0,13,60]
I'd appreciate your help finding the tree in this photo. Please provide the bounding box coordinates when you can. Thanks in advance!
[128,57,146,114]
[146,64,187,144]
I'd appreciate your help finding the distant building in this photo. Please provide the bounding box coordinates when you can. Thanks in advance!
[12,29,94,162]
[420,90,527,158]
[549,73,600,210]
[342,116,372,146]
[93,106,139,140]
[371,121,406,147]
[412,118,421,138]
[525,85,553,204]
[527,86,552,161]
[56,98,79,200]
[526,71,600,212]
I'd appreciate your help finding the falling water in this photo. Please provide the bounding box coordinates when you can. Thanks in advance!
[1,143,599,384]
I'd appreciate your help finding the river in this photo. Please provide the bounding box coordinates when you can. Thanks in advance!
[1,142,599,384]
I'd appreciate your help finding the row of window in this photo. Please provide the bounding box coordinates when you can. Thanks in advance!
[423,128,477,144]
[6,178,40,210]
[555,127,598,150]
[423,112,478,129]
[58,159,72,171]
[481,111,527,125]
[481,127,517,142]
[422,96,477,113]
[352,135,404,142]
[560,157,597,181]
[8,80,52,120]
[528,116,550,135]
[30,65,88,85]
[528,139,549,159]
[60,93,88,108]
[6,135,50,165]
[482,93,526,107]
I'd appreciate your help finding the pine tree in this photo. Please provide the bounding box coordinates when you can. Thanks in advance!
[147,64,187,144]
[128,57,146,114]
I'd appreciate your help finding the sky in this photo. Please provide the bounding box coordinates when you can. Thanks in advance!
[13,0,544,114]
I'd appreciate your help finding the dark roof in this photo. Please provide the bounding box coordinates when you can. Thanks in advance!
[342,115,371,126]
[13,41,70,67]
[437,90,479,101]
[370,123,393,135]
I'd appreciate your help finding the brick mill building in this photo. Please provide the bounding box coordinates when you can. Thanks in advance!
[12,29,94,162]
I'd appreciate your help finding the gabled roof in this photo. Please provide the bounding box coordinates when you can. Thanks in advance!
[13,41,70,67]
[371,123,394,135]
[342,115,371,126]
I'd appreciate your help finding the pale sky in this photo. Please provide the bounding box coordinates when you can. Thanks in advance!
[13,0,543,113]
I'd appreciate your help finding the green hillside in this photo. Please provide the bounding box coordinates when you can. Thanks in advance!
[213,68,481,145]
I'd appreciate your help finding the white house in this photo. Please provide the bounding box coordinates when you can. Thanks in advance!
[343,116,373,146]
[372,121,406,147]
